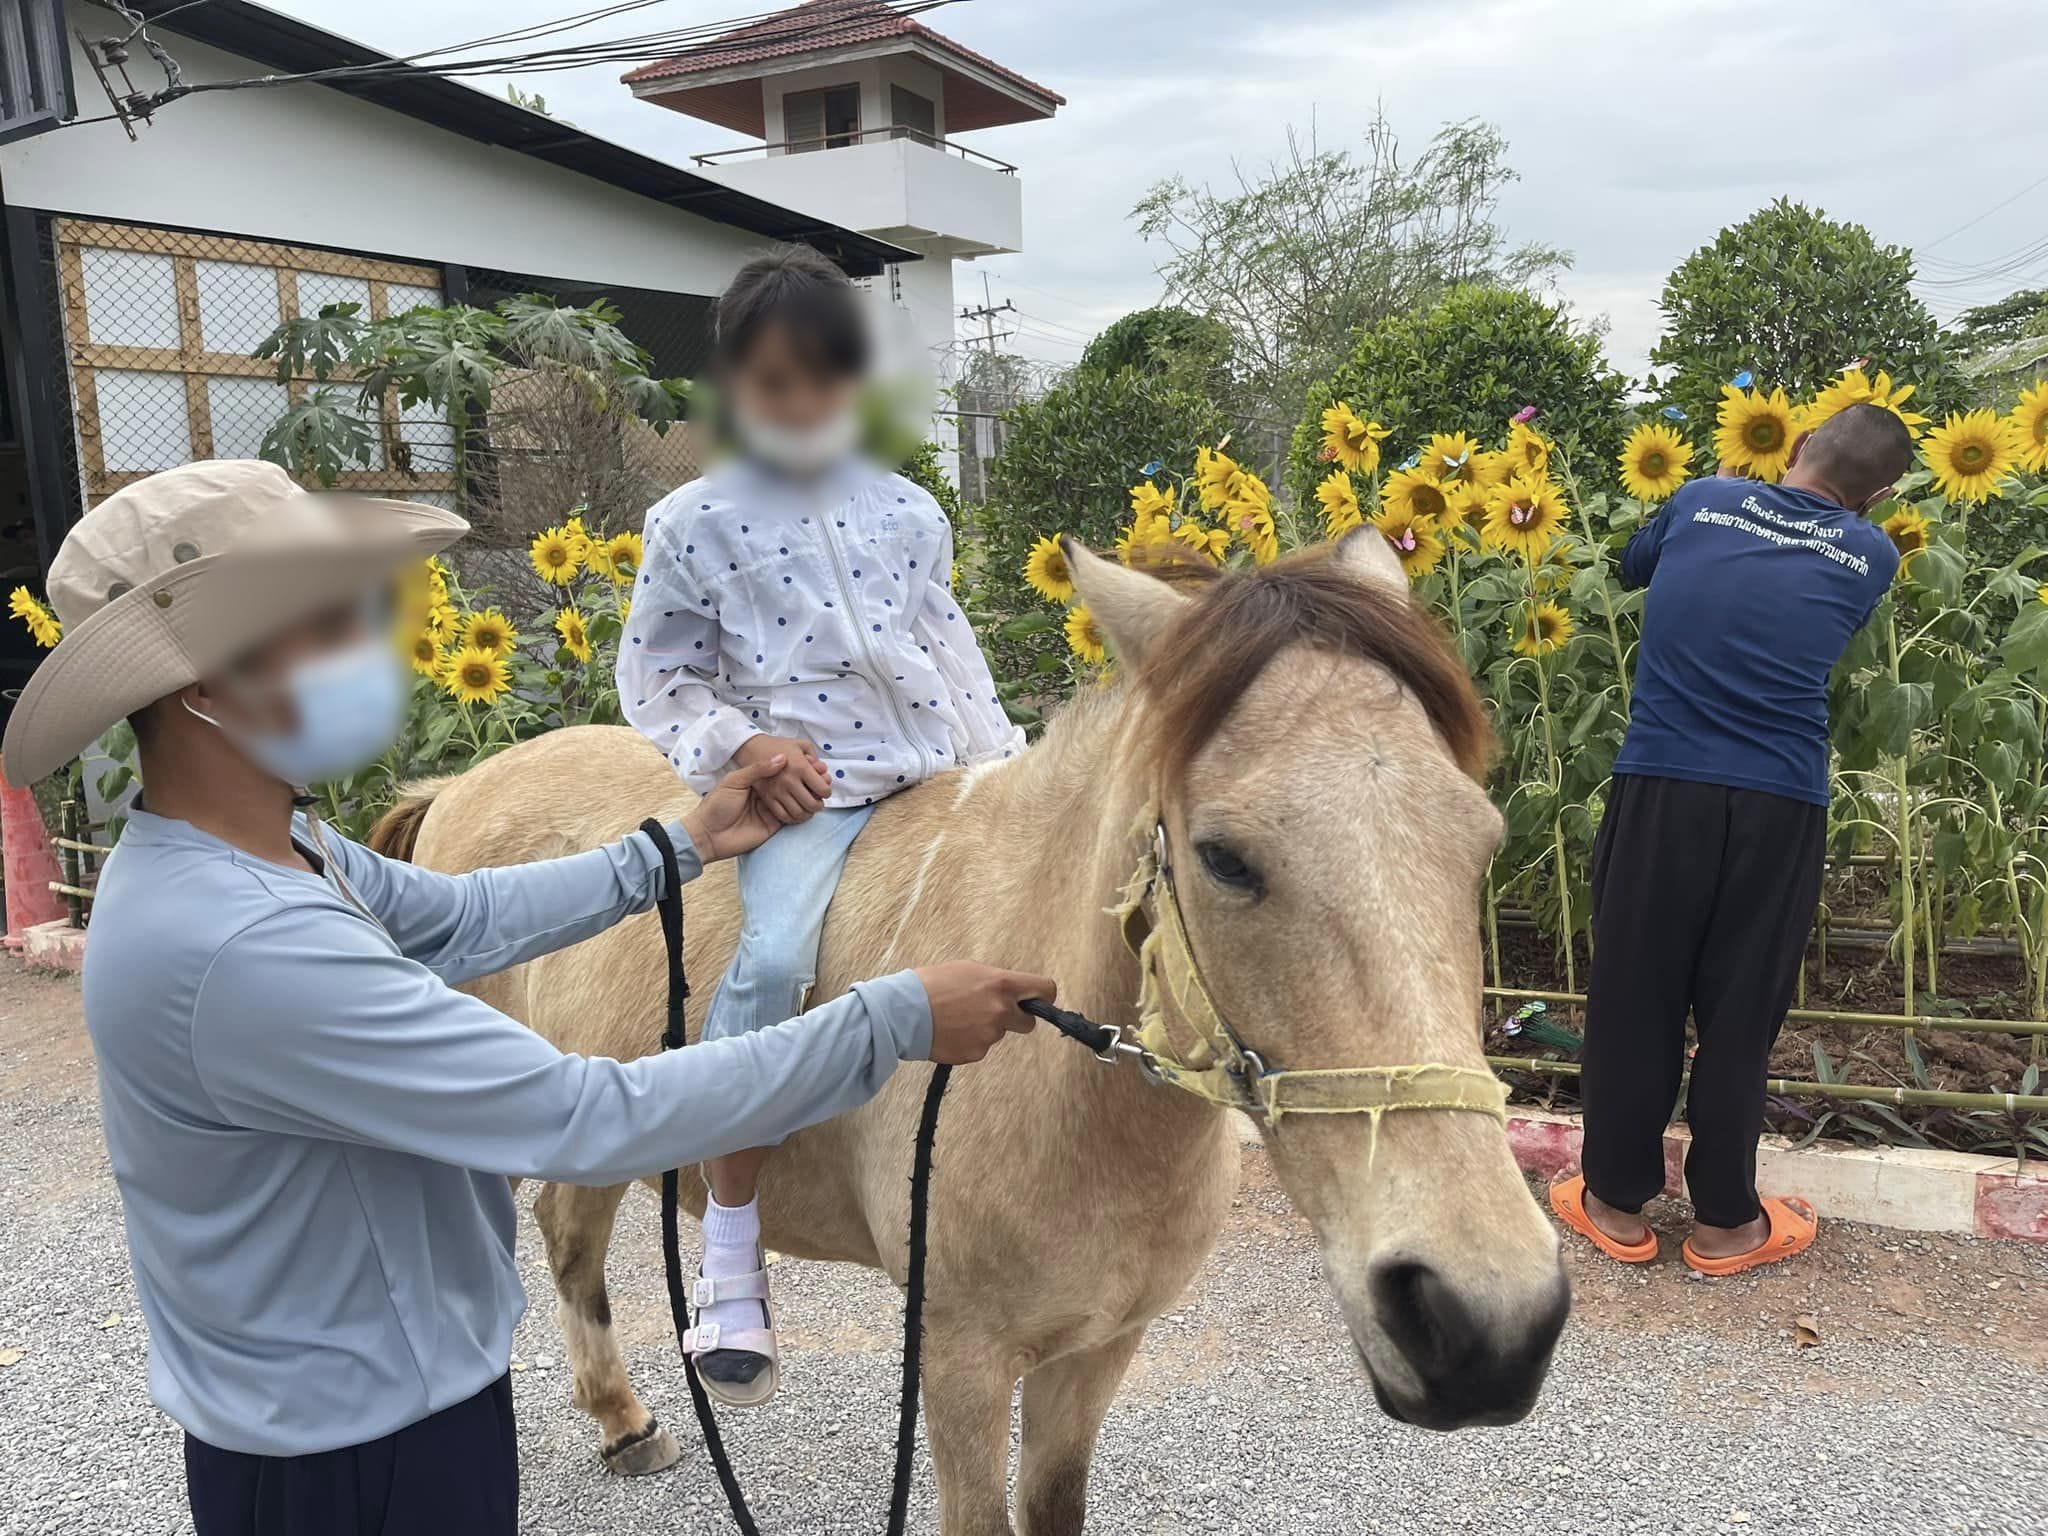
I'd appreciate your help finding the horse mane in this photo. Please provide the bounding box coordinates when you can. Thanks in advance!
[1134,541,1495,781]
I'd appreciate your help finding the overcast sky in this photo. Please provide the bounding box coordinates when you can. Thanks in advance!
[263,0,2048,385]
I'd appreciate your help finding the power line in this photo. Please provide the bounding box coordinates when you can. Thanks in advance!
[1918,167,2048,254]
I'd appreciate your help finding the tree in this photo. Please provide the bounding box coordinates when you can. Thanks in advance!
[1649,198,1957,431]
[1079,306,1230,384]
[1946,288,2048,401]
[1132,112,1568,420]
[1291,284,1629,501]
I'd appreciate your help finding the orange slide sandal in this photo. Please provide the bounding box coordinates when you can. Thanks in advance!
[1548,1173,1659,1264]
[1681,1196,1817,1276]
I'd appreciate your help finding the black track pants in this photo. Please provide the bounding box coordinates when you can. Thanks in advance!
[184,1374,517,1536]
[1579,774,1825,1229]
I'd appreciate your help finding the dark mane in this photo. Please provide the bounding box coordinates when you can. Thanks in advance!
[1135,542,1494,781]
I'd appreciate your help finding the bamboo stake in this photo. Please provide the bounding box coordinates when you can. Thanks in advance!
[1482,984,2048,1039]
[1887,611,1918,1036]
[1487,1053,2048,1114]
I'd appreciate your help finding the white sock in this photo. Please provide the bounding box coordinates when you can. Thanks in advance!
[700,1195,768,1339]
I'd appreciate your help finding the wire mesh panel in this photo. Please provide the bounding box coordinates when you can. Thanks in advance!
[52,219,455,509]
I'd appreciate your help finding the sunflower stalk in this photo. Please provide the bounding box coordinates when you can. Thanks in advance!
[1525,561,1577,993]
[1556,456,1631,721]
[1887,609,1918,1033]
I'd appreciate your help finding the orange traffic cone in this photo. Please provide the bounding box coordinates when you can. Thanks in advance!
[0,756,67,947]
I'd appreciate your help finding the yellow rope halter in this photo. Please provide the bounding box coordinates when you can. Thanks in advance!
[1107,811,1507,1130]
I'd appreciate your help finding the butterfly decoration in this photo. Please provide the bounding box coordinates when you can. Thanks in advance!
[1139,459,1164,478]
[1398,452,1421,472]
[1838,355,1871,375]
[1511,405,1539,425]
[1660,406,1688,422]
[1730,369,1754,390]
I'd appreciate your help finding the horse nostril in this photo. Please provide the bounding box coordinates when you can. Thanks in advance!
[1369,1256,1474,1383]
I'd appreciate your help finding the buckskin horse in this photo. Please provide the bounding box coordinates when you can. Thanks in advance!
[369,532,1571,1535]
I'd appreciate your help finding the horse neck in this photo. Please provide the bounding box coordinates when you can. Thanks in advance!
[947,688,1223,1166]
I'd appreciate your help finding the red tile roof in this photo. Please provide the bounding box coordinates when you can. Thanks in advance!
[621,0,1062,112]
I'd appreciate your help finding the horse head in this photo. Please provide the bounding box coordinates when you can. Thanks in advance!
[1068,531,1569,1430]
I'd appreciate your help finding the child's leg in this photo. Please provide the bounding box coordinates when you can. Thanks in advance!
[692,804,873,1399]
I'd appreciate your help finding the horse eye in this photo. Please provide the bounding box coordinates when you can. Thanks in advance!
[1197,841,1262,895]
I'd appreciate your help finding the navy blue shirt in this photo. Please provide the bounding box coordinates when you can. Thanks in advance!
[1613,477,1898,805]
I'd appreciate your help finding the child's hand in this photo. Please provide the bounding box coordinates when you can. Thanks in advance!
[682,756,795,862]
[736,734,832,823]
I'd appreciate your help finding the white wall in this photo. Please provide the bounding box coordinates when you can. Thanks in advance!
[1,7,776,296]
[718,139,1019,258]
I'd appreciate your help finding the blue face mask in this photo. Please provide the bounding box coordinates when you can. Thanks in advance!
[188,637,407,789]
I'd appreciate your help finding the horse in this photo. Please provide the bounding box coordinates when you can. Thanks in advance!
[368,532,1570,1535]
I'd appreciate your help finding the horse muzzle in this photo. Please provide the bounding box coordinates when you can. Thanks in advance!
[1357,1251,1571,1431]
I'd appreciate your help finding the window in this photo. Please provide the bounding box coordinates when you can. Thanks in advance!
[889,85,936,144]
[0,0,74,144]
[783,84,861,152]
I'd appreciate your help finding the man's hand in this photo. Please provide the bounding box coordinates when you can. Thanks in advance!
[915,961,1056,1065]
[682,757,794,862]
[734,733,832,824]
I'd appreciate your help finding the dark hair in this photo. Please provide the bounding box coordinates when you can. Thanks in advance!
[1137,542,1494,784]
[1802,403,1915,507]
[714,245,869,378]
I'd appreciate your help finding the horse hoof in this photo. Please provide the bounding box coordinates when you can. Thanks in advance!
[602,1418,681,1476]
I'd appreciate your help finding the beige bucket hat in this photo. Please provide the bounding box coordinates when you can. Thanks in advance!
[2,460,467,784]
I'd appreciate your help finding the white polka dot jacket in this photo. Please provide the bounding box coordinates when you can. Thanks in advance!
[619,457,1025,807]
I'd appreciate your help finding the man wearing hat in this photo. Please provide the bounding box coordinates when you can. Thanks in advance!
[2,460,1051,1535]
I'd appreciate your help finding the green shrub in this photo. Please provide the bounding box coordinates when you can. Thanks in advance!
[1080,307,1231,389]
[1649,198,1957,435]
[1290,284,1628,503]
[972,368,1226,691]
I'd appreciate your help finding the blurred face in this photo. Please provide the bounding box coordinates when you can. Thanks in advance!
[189,600,375,737]
[724,320,859,433]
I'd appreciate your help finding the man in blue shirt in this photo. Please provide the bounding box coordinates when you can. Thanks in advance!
[1549,405,1911,1275]
[0,460,1051,1535]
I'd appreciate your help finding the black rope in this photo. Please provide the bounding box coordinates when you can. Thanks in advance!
[1019,996,1117,1056]
[637,819,951,1536]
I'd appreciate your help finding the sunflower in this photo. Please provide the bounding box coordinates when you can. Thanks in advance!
[1064,604,1107,665]
[1798,367,1929,438]
[424,603,457,643]
[1714,385,1799,481]
[442,644,512,705]
[1370,505,1445,579]
[1424,431,1486,486]
[1618,422,1694,503]
[619,597,632,625]
[1129,480,1177,525]
[409,631,445,678]
[8,586,60,649]
[424,558,450,610]
[1380,466,1452,530]
[529,525,582,585]
[563,514,592,561]
[1316,469,1364,538]
[1505,421,1552,479]
[2011,382,2048,475]
[1225,473,1279,565]
[1023,535,1076,603]
[1480,474,1569,560]
[554,606,593,663]
[458,607,518,657]
[1174,520,1231,563]
[592,530,643,585]
[1442,481,1492,536]
[1512,601,1575,658]
[1321,403,1390,475]
[1881,507,1930,576]
[1194,446,1242,512]
[1922,409,2021,505]
[1470,448,1513,488]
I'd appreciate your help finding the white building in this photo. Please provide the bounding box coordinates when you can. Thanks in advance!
[0,0,907,698]
[622,0,1062,472]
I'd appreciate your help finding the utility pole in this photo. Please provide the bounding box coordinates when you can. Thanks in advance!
[957,275,1016,505]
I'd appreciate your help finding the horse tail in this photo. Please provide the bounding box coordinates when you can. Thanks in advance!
[364,778,454,862]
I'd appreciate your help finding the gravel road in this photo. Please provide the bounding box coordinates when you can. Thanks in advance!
[2,962,2045,1535]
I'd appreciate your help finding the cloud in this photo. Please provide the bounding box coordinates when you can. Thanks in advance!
[258,0,2048,382]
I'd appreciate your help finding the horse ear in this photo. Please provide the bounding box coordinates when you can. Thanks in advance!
[1063,537,1189,668]
[1332,525,1406,594]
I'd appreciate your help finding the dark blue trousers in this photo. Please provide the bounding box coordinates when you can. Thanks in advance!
[183,1374,517,1535]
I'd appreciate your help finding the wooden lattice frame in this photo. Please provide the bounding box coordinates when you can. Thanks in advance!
[54,220,455,504]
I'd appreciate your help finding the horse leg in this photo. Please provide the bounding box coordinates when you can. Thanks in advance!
[922,1326,1021,1536]
[532,1179,680,1476]
[1015,1329,1147,1536]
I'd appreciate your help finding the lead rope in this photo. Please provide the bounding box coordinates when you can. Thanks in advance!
[642,820,1021,1536]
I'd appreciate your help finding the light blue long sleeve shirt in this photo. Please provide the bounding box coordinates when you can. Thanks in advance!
[81,807,932,1457]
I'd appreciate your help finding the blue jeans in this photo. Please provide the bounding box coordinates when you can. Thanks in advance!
[703,804,875,1047]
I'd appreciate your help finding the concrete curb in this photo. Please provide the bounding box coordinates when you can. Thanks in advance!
[19,919,86,975]
[1505,1107,2048,1243]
